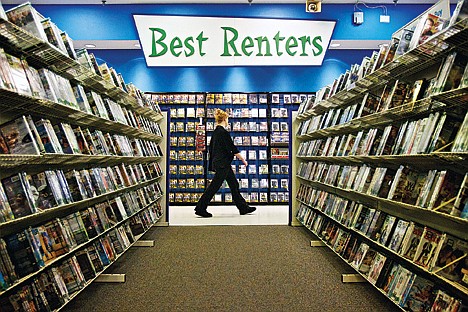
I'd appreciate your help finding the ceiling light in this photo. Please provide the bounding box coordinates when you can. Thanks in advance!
[330,43,341,47]
[84,44,96,48]
[134,43,141,48]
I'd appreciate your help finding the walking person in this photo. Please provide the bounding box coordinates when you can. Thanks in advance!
[195,108,256,218]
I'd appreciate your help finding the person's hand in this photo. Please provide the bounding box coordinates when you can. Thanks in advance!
[242,159,248,166]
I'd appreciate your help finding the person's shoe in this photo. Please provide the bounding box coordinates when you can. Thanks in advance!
[195,210,212,218]
[240,206,256,215]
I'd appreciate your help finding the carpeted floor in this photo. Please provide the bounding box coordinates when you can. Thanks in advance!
[63,225,397,312]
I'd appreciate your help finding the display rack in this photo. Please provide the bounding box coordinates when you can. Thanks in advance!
[293,9,468,311]
[269,93,296,203]
[0,6,166,310]
[167,93,206,203]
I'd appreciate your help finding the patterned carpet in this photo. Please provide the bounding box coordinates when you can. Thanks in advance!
[64,225,396,312]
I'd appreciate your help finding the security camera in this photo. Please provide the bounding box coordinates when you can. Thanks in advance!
[306,0,321,13]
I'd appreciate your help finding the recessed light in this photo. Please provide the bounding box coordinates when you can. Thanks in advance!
[84,44,96,48]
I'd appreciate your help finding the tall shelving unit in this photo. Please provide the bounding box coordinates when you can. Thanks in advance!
[0,7,166,310]
[166,93,206,204]
[270,93,299,204]
[293,10,468,311]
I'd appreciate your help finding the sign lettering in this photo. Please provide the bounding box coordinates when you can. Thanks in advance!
[134,15,336,66]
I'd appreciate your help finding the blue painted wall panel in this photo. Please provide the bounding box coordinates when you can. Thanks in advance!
[91,48,373,92]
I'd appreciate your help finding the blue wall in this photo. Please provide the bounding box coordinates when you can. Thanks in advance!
[6,3,435,92]
[91,49,373,93]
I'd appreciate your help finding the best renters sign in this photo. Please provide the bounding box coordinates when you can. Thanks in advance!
[133,15,336,67]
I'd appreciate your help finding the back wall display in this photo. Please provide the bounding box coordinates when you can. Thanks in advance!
[153,92,308,204]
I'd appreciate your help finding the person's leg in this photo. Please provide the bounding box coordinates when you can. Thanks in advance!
[224,168,255,214]
[195,167,228,213]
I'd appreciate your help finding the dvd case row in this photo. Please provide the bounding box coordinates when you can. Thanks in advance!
[296,184,467,310]
[297,160,468,219]
[170,176,288,190]
[298,110,468,157]
[169,191,289,203]
[297,84,466,151]
[231,136,268,147]
[4,2,161,113]
[169,149,204,161]
[170,107,290,120]
[298,52,466,124]
[0,162,163,223]
[152,92,310,105]
[0,202,162,310]
[298,93,467,157]
[169,165,205,176]
[169,149,272,162]
[0,115,163,157]
[169,136,197,148]
[172,135,270,148]
[171,121,271,133]
[171,107,271,119]
[169,178,205,190]
[270,132,289,145]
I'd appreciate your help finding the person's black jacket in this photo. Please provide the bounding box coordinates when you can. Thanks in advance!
[208,125,239,171]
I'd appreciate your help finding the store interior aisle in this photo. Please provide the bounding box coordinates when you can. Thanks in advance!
[64,225,396,312]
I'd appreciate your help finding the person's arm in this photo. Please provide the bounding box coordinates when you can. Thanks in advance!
[234,152,248,166]
[221,129,246,165]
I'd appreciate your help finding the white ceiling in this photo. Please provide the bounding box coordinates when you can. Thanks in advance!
[1,0,450,4]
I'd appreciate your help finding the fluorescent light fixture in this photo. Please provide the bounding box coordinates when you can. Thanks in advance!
[330,43,341,47]
[84,43,96,48]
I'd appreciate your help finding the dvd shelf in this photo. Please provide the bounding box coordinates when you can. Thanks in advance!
[270,93,307,203]
[206,92,271,204]
[0,3,166,311]
[150,92,311,204]
[167,93,206,204]
[293,2,467,311]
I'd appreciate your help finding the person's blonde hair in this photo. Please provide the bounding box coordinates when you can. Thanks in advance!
[214,108,229,124]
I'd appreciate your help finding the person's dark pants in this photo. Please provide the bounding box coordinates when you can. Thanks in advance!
[195,166,248,212]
